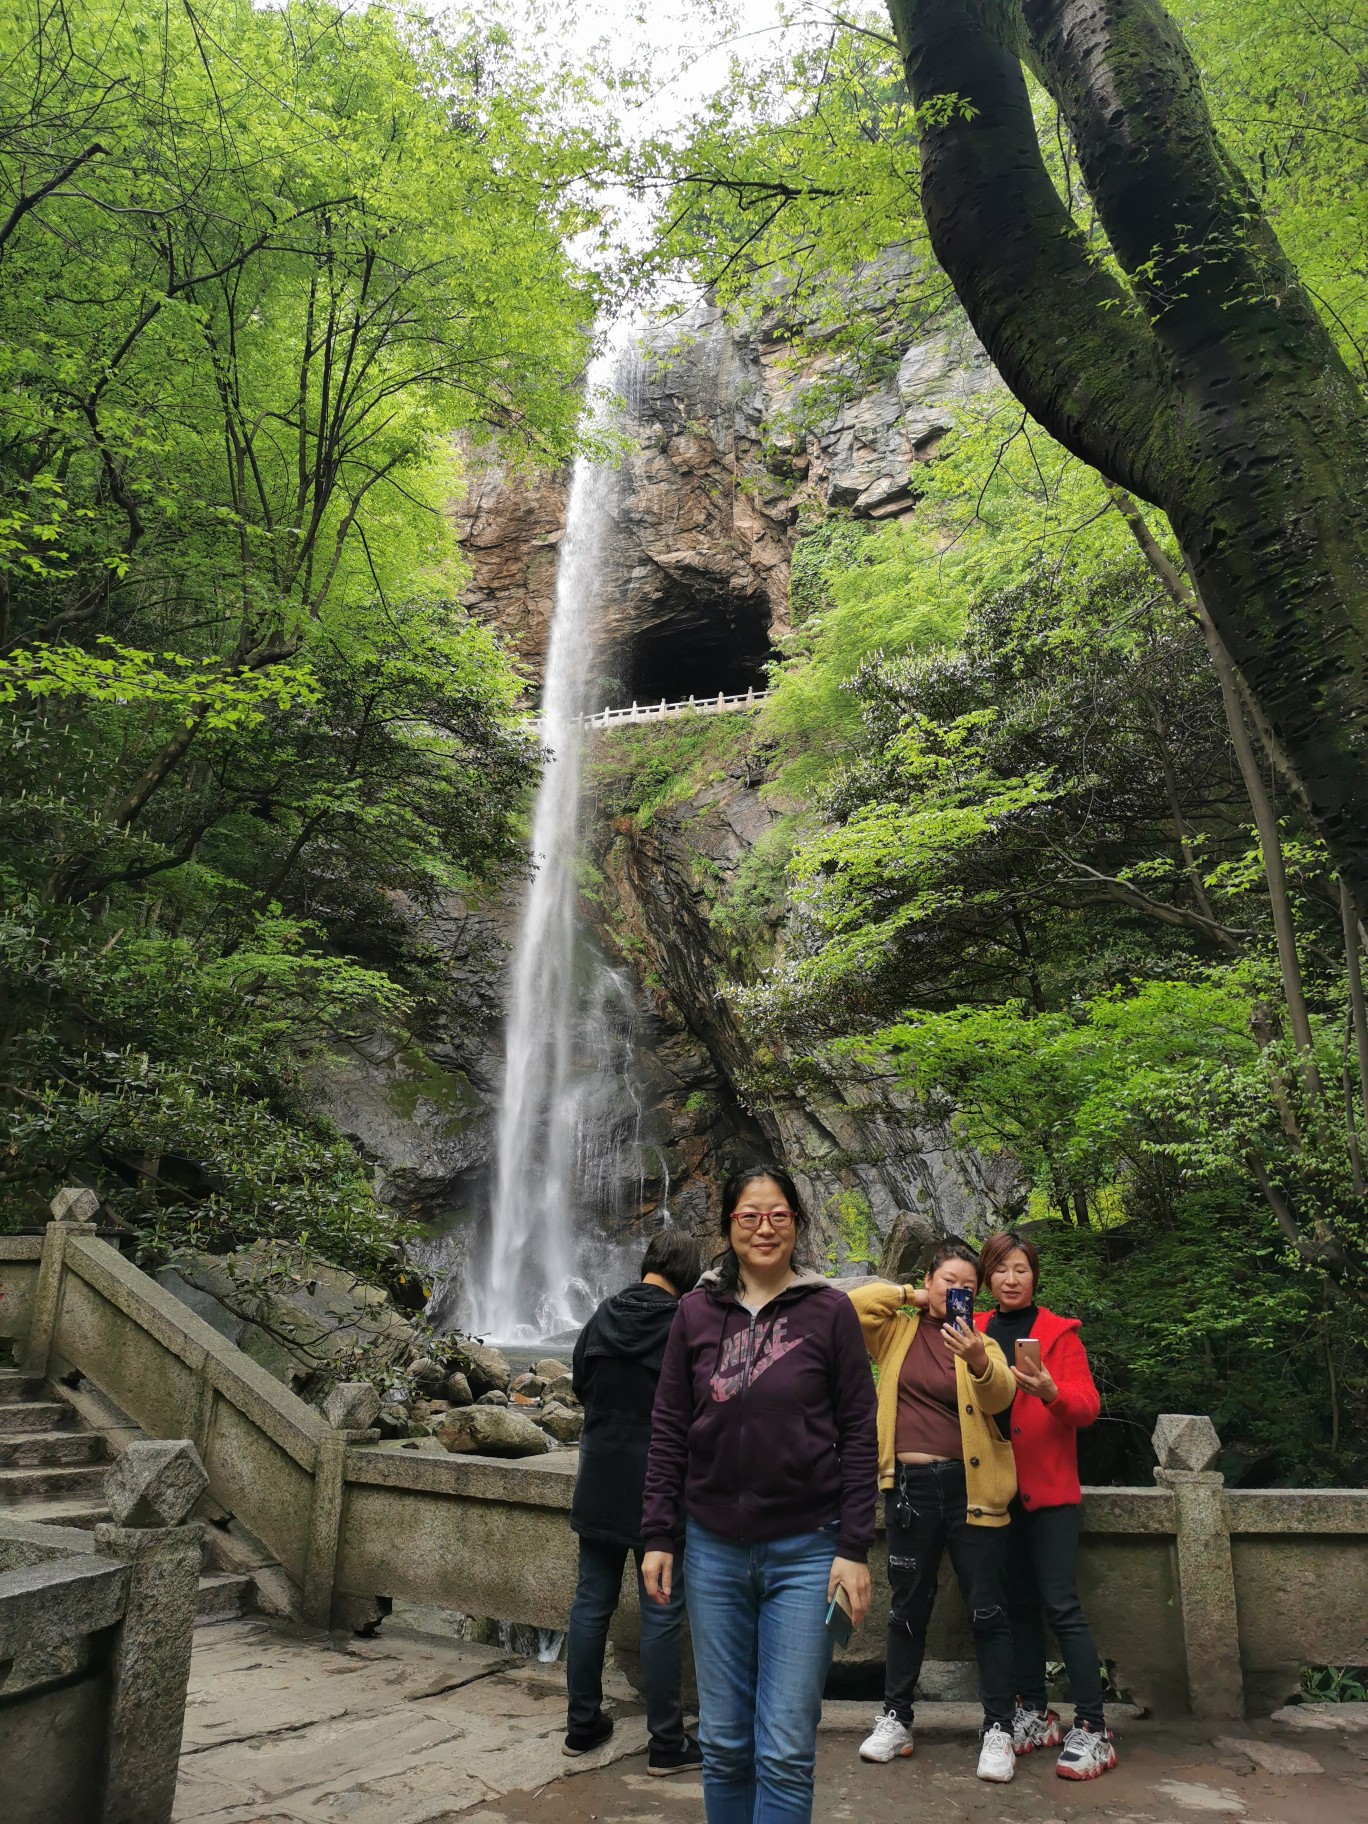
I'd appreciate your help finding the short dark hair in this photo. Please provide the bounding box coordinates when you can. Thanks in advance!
[641,1228,702,1294]
[977,1230,1039,1295]
[925,1238,981,1283]
[712,1164,810,1292]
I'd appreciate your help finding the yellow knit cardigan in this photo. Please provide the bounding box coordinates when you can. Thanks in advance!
[847,1280,1018,1527]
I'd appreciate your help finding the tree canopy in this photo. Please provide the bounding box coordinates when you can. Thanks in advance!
[0,0,601,1263]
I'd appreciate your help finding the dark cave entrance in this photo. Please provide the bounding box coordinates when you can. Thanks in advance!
[605,584,775,709]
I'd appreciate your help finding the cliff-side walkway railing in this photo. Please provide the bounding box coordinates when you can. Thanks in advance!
[4,1195,1368,1728]
[575,687,772,730]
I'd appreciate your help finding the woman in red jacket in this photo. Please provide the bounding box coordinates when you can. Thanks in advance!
[974,1231,1117,1783]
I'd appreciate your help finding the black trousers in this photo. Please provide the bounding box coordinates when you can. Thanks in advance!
[883,1461,1015,1731]
[566,1535,687,1753]
[1004,1498,1105,1728]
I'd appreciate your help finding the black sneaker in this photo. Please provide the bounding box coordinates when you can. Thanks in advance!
[648,1734,704,1778]
[563,1711,614,1757]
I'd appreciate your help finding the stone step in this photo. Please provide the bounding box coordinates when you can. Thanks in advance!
[0,1400,72,1434]
[0,1462,109,1505]
[12,1496,110,1529]
[196,1571,253,1624]
[0,1369,49,1404]
[0,1429,108,1468]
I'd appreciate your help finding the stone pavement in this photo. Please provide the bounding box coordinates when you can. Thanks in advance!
[172,1618,1368,1824]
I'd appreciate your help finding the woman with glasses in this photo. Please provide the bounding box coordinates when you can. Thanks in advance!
[642,1166,878,1824]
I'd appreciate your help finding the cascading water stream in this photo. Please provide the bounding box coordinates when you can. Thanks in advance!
[464,334,644,1344]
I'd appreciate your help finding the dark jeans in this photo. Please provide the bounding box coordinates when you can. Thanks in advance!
[883,1461,1014,1732]
[566,1535,687,1753]
[1005,1498,1105,1728]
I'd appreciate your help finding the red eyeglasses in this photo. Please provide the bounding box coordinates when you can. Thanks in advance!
[730,1210,794,1230]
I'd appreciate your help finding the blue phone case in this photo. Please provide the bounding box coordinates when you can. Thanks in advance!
[946,1286,974,1326]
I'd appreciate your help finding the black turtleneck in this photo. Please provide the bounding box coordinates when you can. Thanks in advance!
[986,1302,1039,1413]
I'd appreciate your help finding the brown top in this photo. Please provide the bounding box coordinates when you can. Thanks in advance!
[894,1317,962,1461]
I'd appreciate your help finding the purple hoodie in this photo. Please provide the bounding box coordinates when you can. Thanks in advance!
[641,1273,879,1561]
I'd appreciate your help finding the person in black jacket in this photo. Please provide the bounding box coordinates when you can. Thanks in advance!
[565,1227,703,1774]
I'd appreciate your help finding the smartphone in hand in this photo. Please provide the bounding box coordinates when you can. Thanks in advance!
[1015,1338,1042,1372]
[945,1287,974,1327]
[825,1584,855,1650]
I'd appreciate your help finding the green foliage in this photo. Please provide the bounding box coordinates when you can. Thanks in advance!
[589,713,760,826]
[0,0,605,1268]
[824,1187,876,1270]
[1300,1665,1368,1704]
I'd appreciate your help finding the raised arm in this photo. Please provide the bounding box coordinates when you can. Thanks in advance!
[847,1279,915,1365]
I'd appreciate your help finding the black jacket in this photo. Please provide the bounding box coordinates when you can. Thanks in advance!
[571,1282,681,1547]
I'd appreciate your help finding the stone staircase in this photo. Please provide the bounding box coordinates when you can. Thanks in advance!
[0,1358,253,1623]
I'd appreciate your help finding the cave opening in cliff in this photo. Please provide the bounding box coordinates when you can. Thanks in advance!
[609,585,775,709]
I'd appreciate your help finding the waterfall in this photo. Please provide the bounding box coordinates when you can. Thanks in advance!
[464,334,643,1344]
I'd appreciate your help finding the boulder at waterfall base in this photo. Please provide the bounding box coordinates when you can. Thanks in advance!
[442,1370,473,1406]
[534,1357,571,1381]
[437,1407,551,1458]
[477,1389,508,1406]
[537,1401,584,1443]
[455,1339,513,1395]
[542,1373,577,1406]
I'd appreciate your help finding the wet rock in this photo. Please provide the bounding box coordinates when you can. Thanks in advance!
[533,1358,571,1382]
[441,1371,473,1407]
[537,1401,584,1444]
[457,1340,512,1396]
[436,1407,552,1458]
[1270,1702,1368,1731]
[1213,1736,1324,1775]
[1151,1778,1246,1813]
[477,1389,508,1407]
[542,1374,577,1406]
[510,1373,547,1401]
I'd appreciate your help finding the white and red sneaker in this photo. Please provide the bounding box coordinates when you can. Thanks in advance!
[1012,1705,1063,1755]
[1056,1723,1117,1780]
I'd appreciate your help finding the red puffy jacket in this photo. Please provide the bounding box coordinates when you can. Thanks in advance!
[973,1306,1100,1509]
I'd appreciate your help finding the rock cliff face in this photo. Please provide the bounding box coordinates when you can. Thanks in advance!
[320,283,1007,1281]
[451,280,997,711]
[587,747,1020,1264]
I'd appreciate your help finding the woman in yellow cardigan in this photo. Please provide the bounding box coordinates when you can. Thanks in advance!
[848,1241,1019,1784]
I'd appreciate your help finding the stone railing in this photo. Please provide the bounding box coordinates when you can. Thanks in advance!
[4,1221,1367,1719]
[0,1438,207,1824]
[573,687,771,730]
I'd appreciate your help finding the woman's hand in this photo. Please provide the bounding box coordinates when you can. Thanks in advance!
[942,1317,989,1377]
[642,1551,674,1606]
[828,1556,872,1628]
[1012,1360,1058,1404]
[904,1285,930,1309]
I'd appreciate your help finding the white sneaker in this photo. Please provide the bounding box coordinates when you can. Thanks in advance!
[859,1710,914,1762]
[1056,1723,1117,1780]
[1012,1704,1063,1754]
[976,1723,1016,1783]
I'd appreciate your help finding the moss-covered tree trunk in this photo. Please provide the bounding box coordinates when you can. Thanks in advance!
[887,0,1368,911]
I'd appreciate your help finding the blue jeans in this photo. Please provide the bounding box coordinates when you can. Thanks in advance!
[684,1521,836,1824]
[566,1535,687,1753]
